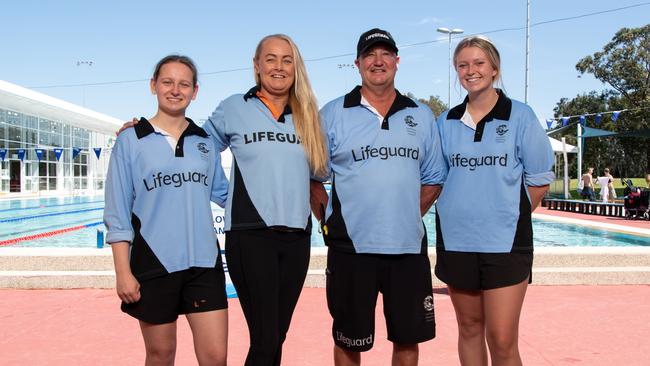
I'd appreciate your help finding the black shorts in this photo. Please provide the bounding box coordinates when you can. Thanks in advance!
[121,265,228,324]
[435,249,533,291]
[326,249,435,352]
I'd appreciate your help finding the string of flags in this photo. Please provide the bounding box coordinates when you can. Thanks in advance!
[545,106,650,129]
[0,147,109,162]
[546,110,622,129]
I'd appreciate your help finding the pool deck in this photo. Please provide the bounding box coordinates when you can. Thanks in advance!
[534,206,650,233]
[3,205,650,288]
[1,285,649,365]
[1,208,650,365]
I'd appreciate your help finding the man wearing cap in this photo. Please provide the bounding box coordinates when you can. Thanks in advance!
[311,28,446,365]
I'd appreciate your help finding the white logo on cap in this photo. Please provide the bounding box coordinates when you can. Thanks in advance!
[365,33,390,41]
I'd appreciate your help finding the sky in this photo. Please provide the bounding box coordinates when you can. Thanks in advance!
[2,0,649,127]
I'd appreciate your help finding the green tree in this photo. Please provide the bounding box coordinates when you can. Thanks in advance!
[553,91,628,177]
[406,92,447,118]
[575,24,650,173]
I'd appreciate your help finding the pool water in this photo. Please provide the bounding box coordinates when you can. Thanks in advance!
[0,196,104,248]
[0,196,648,248]
[309,211,650,247]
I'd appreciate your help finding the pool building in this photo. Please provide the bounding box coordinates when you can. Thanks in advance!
[0,80,121,196]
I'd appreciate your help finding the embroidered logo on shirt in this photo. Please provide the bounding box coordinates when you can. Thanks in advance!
[197,142,209,153]
[404,115,417,135]
[404,115,417,127]
[496,124,508,143]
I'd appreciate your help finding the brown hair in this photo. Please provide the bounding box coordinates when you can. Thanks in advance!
[153,54,198,86]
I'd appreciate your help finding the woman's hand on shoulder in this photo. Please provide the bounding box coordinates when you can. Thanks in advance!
[116,117,140,136]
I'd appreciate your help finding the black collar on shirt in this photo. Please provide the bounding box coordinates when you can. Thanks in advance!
[343,85,418,130]
[243,86,292,123]
[446,88,512,142]
[134,117,208,157]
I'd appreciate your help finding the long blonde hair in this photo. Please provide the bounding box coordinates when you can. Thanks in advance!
[254,34,328,177]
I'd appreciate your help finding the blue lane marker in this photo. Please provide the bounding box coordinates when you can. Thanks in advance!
[0,200,105,213]
[226,283,238,298]
[0,207,104,223]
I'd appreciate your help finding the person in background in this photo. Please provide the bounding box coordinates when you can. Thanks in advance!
[603,168,616,202]
[104,55,229,366]
[581,167,596,201]
[435,36,554,366]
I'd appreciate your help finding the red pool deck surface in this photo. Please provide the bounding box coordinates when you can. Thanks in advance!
[1,207,649,365]
[2,285,650,365]
[534,206,650,230]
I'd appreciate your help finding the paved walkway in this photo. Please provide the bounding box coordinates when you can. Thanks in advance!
[535,205,650,232]
[2,285,650,365]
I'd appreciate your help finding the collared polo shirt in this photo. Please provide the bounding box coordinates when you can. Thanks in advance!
[320,86,446,254]
[435,90,555,253]
[104,118,228,280]
[203,87,312,232]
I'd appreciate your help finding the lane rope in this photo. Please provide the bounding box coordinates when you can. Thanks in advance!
[0,221,103,247]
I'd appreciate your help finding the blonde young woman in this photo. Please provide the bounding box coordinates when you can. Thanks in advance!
[435,36,554,366]
[203,34,327,366]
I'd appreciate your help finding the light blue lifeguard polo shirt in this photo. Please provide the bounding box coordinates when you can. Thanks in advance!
[435,90,555,253]
[320,86,446,254]
[203,87,312,232]
[103,118,228,280]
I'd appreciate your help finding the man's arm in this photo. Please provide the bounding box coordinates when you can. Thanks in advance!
[420,184,442,216]
[528,185,549,211]
[310,180,329,222]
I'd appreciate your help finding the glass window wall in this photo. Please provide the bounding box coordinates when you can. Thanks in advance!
[0,107,112,193]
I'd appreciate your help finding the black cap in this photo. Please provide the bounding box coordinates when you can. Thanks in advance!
[356,28,398,58]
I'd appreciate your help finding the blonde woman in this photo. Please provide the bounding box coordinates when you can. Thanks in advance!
[435,36,554,366]
[203,34,327,366]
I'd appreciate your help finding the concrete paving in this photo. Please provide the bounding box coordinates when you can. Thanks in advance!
[1,286,649,365]
[2,245,650,288]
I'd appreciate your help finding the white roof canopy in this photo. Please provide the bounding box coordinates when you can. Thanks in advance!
[0,79,122,135]
[548,136,578,154]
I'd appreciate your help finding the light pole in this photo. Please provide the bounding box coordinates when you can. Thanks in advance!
[76,60,93,107]
[437,27,464,107]
[338,63,356,91]
[525,0,531,104]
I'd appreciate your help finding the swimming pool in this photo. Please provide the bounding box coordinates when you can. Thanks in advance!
[1,196,648,248]
[309,211,650,248]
